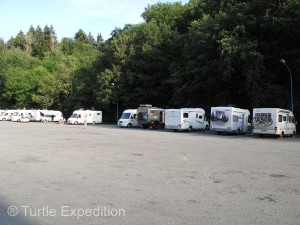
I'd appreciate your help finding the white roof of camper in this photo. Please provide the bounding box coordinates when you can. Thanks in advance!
[166,108,205,112]
[40,110,62,116]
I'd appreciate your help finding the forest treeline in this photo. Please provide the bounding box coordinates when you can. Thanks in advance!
[0,0,299,123]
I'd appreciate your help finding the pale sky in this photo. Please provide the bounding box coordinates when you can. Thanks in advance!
[0,0,189,42]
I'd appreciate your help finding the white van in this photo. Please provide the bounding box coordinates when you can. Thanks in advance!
[118,109,138,128]
[252,108,296,137]
[210,107,250,134]
[67,110,102,125]
[165,108,209,131]
[11,110,32,122]
[0,110,15,121]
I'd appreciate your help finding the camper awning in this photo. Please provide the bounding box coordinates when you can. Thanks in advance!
[40,110,59,116]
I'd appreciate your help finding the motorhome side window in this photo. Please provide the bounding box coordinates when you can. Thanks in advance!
[278,115,282,122]
[150,110,154,113]
[283,116,287,122]
[199,115,203,119]
[97,113,100,115]
[183,113,189,118]
[233,115,238,122]
[196,113,198,118]
[289,116,295,123]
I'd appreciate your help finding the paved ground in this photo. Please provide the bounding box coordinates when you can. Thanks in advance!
[0,121,299,225]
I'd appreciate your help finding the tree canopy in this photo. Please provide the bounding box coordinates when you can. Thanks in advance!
[0,0,299,125]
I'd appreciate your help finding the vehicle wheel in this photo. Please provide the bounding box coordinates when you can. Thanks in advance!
[279,132,284,138]
[92,121,95,125]
[17,119,21,122]
[127,123,132,128]
[217,131,221,135]
[2,118,6,121]
[188,126,192,132]
[292,131,296,137]
[74,121,78,125]
[237,129,241,135]
[259,134,264,138]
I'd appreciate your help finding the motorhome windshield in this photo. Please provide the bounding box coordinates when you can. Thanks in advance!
[121,113,131,119]
[70,114,78,118]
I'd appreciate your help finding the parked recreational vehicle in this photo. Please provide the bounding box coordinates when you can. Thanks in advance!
[67,110,102,125]
[0,110,15,121]
[28,110,63,122]
[210,107,250,134]
[137,104,165,129]
[252,108,296,137]
[165,108,209,131]
[11,110,32,122]
[118,109,138,128]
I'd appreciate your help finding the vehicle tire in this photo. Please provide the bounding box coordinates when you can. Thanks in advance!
[188,126,192,132]
[2,118,6,121]
[292,131,296,137]
[92,121,95,125]
[217,131,221,135]
[74,121,78,125]
[152,122,159,129]
[127,123,132,128]
[237,129,241,135]
[279,132,284,138]
[259,134,264,138]
[17,119,21,122]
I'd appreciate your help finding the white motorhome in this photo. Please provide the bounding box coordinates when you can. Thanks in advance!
[252,108,296,137]
[210,107,250,134]
[11,110,32,122]
[165,108,209,131]
[29,110,63,122]
[67,110,102,125]
[0,110,15,121]
[118,109,138,128]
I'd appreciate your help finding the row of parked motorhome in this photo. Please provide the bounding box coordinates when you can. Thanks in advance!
[0,109,63,122]
[117,104,297,138]
[1,105,297,137]
[0,109,103,125]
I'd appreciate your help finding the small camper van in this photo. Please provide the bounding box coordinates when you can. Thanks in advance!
[252,108,296,137]
[137,104,165,129]
[210,107,250,134]
[118,109,138,128]
[11,110,32,122]
[67,110,102,125]
[0,110,15,121]
[165,108,209,131]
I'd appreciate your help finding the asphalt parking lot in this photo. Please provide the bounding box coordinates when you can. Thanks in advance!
[0,122,299,225]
